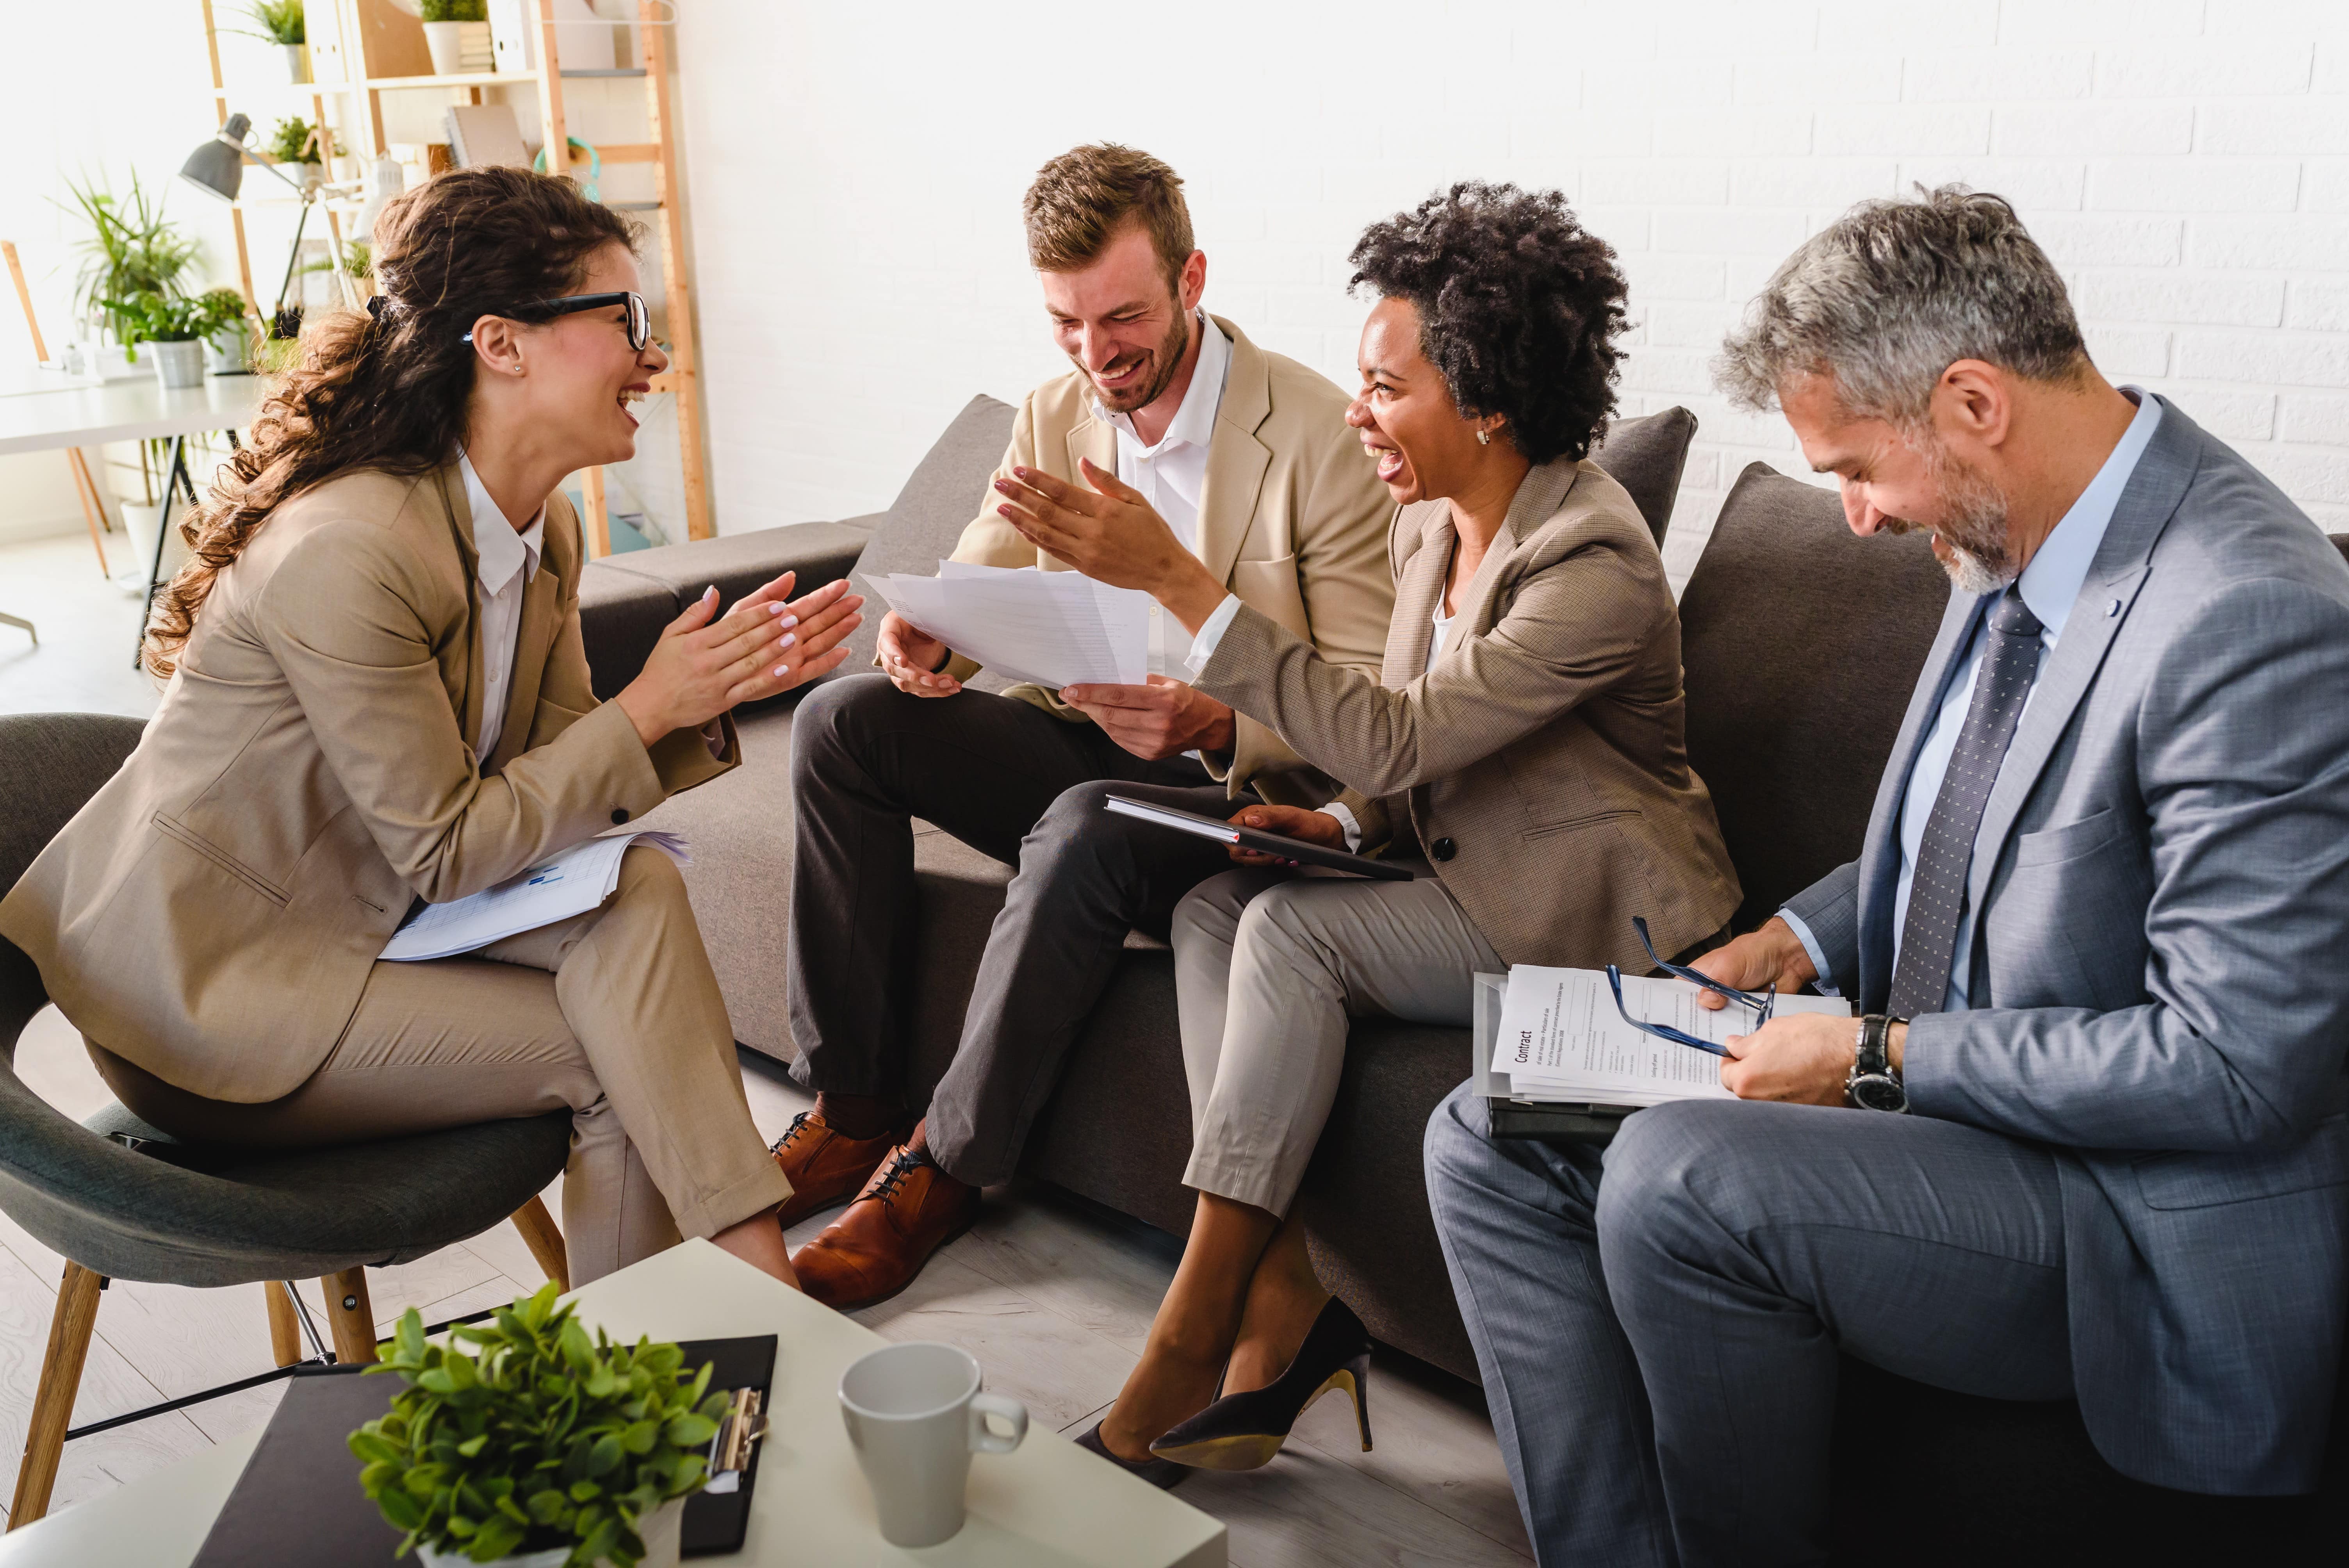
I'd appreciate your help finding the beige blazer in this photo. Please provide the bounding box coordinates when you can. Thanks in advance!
[0,462,736,1103]
[944,314,1394,804]
[1191,456,1742,970]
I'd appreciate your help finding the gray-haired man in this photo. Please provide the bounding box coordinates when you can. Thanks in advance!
[1426,186,2349,1566]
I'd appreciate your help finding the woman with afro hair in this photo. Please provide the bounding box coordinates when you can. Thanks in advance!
[992,182,1741,1482]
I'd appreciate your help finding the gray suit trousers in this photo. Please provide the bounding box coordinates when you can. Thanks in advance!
[787,674,1256,1185]
[1428,1084,2075,1568]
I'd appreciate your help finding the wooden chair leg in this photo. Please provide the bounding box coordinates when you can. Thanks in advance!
[321,1269,378,1366]
[264,1281,302,1368]
[9,1262,104,1531]
[509,1195,570,1293]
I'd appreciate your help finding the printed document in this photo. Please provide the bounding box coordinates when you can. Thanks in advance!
[862,562,1151,688]
[380,831,690,962]
[1492,966,1850,1107]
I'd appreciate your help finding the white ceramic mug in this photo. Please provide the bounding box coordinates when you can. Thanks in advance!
[838,1342,1028,1547]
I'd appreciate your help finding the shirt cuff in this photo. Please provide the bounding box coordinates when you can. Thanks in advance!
[1776,908,1839,997]
[1182,594,1245,679]
[1320,802,1363,855]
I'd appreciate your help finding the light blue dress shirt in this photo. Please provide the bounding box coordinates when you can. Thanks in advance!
[1786,388,2164,1008]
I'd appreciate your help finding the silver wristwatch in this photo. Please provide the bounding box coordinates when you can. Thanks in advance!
[1846,1014,1909,1113]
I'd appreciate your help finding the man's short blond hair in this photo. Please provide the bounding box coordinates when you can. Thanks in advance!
[1023,144,1195,293]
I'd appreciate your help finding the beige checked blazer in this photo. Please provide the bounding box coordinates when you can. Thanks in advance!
[1189,454,1741,970]
[0,463,736,1103]
[941,314,1395,804]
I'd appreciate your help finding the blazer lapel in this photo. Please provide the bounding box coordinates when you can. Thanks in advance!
[434,465,488,761]
[485,565,556,777]
[1958,400,2198,925]
[1385,506,1452,686]
[1194,317,1272,592]
[1456,459,1580,639]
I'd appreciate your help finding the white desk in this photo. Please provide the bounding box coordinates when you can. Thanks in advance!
[0,376,269,663]
[0,377,267,458]
[0,1240,1226,1568]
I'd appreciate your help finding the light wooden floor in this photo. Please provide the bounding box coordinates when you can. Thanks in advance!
[0,531,1532,1564]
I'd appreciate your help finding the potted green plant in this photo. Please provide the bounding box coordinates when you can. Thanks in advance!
[194,289,255,374]
[59,171,197,372]
[108,290,217,388]
[349,1284,727,1568]
[266,117,344,186]
[421,0,493,76]
[230,0,310,84]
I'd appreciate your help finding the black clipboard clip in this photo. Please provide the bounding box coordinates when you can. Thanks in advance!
[703,1387,768,1495]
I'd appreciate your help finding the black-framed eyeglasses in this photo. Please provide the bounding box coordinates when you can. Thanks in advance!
[462,291,650,350]
[1603,916,1777,1060]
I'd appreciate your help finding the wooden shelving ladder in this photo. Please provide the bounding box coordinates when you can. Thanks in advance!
[196,0,715,555]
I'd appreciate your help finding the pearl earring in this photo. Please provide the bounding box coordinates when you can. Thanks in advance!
[1476,428,1491,446]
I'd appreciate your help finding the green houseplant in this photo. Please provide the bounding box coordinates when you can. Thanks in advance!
[107,289,236,387]
[349,1284,727,1568]
[421,0,492,75]
[60,170,197,351]
[193,288,254,373]
[229,0,311,82]
[266,116,344,173]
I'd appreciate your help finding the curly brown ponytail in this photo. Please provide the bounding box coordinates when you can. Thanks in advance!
[144,166,636,677]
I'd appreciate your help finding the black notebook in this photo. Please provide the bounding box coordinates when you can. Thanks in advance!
[1102,795,1416,880]
[191,1335,777,1566]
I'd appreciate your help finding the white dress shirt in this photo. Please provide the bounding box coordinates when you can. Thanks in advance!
[1785,388,2164,1007]
[1102,311,1231,681]
[458,451,546,764]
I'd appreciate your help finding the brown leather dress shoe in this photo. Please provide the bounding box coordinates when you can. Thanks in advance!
[771,1110,900,1230]
[791,1144,980,1310]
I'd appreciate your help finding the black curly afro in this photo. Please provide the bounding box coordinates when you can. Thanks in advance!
[1348,183,1629,466]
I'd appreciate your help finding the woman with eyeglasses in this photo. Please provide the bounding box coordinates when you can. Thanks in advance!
[0,167,860,1288]
[991,184,1743,1479]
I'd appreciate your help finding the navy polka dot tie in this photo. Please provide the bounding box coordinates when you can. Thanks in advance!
[1887,588,2046,1017]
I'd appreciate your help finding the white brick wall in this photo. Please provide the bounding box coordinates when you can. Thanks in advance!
[664,0,2349,580]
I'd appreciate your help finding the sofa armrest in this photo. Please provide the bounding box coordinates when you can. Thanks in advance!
[577,519,880,699]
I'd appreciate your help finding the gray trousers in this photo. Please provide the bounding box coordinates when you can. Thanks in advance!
[1425,1084,2072,1568]
[787,674,1257,1186]
[1174,866,1502,1215]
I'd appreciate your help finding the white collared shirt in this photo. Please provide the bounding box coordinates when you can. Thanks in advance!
[1095,310,1231,557]
[458,450,546,764]
[1784,387,2165,1007]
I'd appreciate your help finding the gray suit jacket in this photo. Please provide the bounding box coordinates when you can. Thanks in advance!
[1784,399,2349,1493]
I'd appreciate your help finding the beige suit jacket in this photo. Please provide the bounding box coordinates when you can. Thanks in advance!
[944,314,1394,804]
[1191,456,1742,970]
[0,462,736,1102]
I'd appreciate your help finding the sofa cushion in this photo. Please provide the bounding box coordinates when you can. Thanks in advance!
[576,562,679,702]
[839,395,1021,686]
[1678,462,1952,930]
[1588,406,1698,548]
[597,519,875,610]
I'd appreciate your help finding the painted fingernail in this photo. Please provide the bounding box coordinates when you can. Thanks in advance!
[777,632,796,649]
[769,602,791,617]
[1013,465,1028,478]
[999,504,1014,517]
[772,664,791,677]
[703,585,717,600]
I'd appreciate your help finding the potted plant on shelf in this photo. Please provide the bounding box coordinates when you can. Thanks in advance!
[109,290,221,388]
[59,171,197,376]
[230,0,311,84]
[266,116,344,187]
[421,0,494,76]
[349,1284,725,1568]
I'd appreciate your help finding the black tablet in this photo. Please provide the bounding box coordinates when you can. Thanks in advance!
[1102,796,1415,881]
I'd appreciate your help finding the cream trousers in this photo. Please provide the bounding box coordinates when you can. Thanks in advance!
[91,845,791,1284]
[1174,865,1504,1217]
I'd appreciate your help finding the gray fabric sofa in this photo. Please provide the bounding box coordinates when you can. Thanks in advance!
[576,403,2349,1564]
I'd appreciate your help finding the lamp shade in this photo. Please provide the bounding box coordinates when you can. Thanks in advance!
[180,113,252,203]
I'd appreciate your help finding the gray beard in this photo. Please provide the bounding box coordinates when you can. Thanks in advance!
[1897,436,2018,595]
[1942,543,2013,596]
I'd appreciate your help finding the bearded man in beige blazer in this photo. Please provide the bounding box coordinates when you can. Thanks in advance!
[781,144,1395,1309]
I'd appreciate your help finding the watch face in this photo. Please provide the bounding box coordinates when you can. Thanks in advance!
[1852,1074,1908,1113]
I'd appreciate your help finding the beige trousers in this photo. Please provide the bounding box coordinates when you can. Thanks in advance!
[90,846,792,1285]
[1173,865,1504,1217]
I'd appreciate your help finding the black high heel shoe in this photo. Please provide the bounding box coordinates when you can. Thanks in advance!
[1147,1296,1373,1471]
[1075,1419,1189,1490]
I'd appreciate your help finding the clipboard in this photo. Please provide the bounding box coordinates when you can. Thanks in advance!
[1103,795,1416,881]
[189,1336,776,1566]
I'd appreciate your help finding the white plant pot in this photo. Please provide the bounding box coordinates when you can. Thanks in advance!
[153,340,206,389]
[415,1497,684,1568]
[423,22,464,76]
[206,325,251,375]
[284,43,310,84]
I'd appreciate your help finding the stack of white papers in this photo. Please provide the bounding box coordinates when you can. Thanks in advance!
[861,562,1152,689]
[1489,966,1850,1106]
[380,830,691,962]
